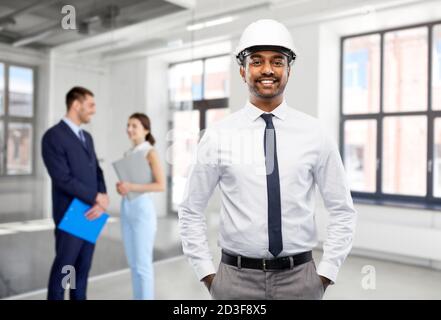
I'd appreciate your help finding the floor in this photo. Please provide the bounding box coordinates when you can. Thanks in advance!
[3,214,441,300]
[0,214,182,298]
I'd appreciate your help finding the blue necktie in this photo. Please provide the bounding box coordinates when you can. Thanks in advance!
[261,113,283,257]
[78,129,87,149]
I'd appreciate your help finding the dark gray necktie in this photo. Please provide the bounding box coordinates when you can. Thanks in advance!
[78,129,87,149]
[261,113,283,257]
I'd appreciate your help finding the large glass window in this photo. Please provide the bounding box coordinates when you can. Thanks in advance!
[0,63,35,176]
[0,63,4,116]
[0,120,4,175]
[343,35,380,114]
[169,61,203,102]
[433,118,441,197]
[433,25,441,111]
[7,122,33,175]
[344,120,377,193]
[341,23,441,205]
[9,66,34,117]
[382,116,427,196]
[171,110,200,209]
[204,56,230,99]
[383,28,428,112]
[168,55,231,212]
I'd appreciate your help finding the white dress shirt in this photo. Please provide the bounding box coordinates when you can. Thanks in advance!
[124,141,153,158]
[178,100,357,283]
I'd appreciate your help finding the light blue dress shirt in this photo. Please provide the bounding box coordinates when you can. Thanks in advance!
[62,117,82,138]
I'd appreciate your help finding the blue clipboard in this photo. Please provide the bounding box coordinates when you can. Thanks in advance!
[58,198,109,244]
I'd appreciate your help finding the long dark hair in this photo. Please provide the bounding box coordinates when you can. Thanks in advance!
[129,113,156,146]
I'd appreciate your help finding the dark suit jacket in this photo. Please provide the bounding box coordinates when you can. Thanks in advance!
[42,120,106,225]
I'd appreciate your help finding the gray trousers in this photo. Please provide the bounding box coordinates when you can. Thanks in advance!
[209,260,325,300]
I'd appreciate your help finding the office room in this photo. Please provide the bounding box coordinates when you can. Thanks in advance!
[0,0,441,303]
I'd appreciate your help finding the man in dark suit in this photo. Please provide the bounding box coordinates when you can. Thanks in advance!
[42,86,109,300]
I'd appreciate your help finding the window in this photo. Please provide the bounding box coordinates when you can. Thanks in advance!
[203,56,230,99]
[341,21,441,206]
[434,118,441,197]
[433,25,441,110]
[0,63,4,116]
[0,63,35,176]
[343,35,380,114]
[383,28,428,112]
[382,116,427,196]
[9,66,34,117]
[169,60,203,102]
[168,55,231,212]
[344,120,377,192]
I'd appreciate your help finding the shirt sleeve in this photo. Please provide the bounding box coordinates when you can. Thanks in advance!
[178,129,220,281]
[312,132,357,284]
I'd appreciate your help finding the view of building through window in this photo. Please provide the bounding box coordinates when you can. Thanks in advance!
[382,116,427,196]
[169,60,203,102]
[433,25,441,111]
[171,110,200,210]
[0,63,34,176]
[0,63,4,116]
[9,66,34,118]
[7,122,33,175]
[343,34,380,115]
[342,23,441,202]
[344,119,377,192]
[168,56,230,211]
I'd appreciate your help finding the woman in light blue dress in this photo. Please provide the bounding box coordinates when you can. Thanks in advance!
[116,113,165,300]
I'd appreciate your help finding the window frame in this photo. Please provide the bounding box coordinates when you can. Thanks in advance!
[0,60,37,178]
[167,54,230,215]
[339,20,441,209]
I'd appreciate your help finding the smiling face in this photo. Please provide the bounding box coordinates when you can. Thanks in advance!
[71,94,96,124]
[127,117,148,145]
[240,50,290,106]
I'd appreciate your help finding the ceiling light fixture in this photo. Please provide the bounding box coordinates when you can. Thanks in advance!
[186,16,235,31]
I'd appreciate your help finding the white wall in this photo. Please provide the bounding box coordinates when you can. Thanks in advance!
[49,54,110,147]
[146,57,169,217]
[284,24,320,117]
[229,36,247,112]
[103,56,169,218]
[103,58,148,214]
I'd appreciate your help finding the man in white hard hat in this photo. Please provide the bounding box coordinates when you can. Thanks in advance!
[179,19,357,299]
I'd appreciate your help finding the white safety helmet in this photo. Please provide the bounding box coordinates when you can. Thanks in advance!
[235,19,297,66]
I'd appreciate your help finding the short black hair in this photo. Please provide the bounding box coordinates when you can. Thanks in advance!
[66,86,94,110]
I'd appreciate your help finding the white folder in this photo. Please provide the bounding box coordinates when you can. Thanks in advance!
[112,152,152,200]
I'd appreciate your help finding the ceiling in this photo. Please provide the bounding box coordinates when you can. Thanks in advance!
[0,0,190,49]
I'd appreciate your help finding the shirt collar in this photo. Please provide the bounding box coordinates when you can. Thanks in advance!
[62,117,82,137]
[132,141,149,152]
[244,100,288,122]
